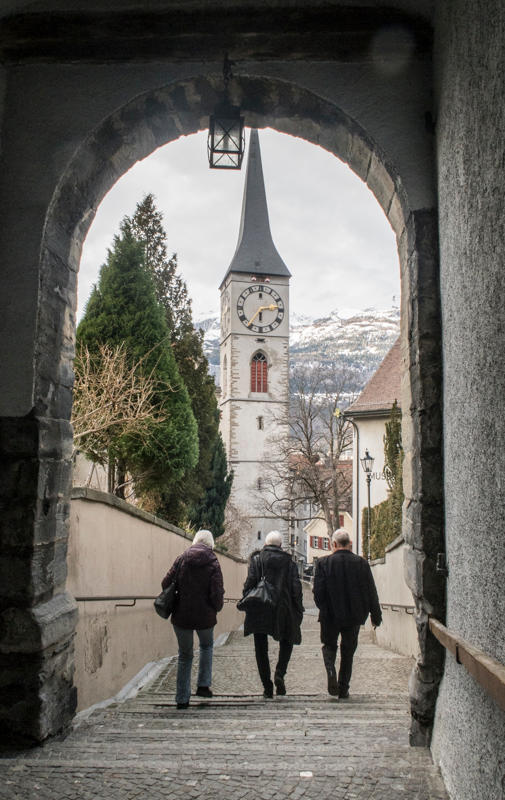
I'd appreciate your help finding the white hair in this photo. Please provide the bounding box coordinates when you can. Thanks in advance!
[332,528,351,547]
[265,530,283,547]
[193,529,215,549]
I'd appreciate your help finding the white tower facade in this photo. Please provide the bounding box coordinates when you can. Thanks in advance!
[219,130,290,558]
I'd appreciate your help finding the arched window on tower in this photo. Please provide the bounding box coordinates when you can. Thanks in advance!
[251,352,268,393]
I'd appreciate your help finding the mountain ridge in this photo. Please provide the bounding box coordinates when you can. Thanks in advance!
[195,307,400,393]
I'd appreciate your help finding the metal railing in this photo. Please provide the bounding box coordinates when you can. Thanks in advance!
[380,602,415,615]
[75,595,241,608]
[430,618,505,713]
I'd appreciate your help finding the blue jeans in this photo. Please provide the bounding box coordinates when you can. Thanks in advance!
[172,624,214,704]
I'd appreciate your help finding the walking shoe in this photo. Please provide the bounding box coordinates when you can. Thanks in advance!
[274,674,286,696]
[338,688,349,699]
[263,681,274,699]
[195,686,213,698]
[327,670,338,696]
[176,701,189,709]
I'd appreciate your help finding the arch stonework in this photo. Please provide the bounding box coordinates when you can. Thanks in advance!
[1,74,444,744]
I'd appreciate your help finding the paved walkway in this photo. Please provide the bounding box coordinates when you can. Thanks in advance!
[0,597,448,799]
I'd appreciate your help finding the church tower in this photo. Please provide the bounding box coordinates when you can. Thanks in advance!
[219,130,290,558]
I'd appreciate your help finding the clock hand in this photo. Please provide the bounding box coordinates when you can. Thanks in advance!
[246,304,278,327]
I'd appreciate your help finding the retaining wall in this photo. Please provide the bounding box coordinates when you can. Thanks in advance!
[371,535,418,660]
[67,488,247,711]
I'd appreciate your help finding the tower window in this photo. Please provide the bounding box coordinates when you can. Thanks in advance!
[251,352,268,392]
[257,477,262,490]
[257,416,264,430]
[257,530,262,540]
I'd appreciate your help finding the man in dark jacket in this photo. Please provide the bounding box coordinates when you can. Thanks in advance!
[313,529,381,698]
[162,529,224,708]
[241,530,304,698]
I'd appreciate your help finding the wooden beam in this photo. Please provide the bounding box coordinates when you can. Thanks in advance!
[429,617,505,714]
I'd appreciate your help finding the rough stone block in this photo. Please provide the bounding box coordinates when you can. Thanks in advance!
[0,635,77,744]
[404,542,424,599]
[367,151,395,217]
[38,417,74,460]
[30,538,69,600]
[0,592,77,654]
[347,133,371,181]
[317,122,352,162]
[36,457,73,504]
[388,190,408,240]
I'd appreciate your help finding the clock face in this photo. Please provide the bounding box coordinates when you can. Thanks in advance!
[236,284,285,333]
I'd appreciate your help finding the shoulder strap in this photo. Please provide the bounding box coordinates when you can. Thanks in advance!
[256,552,265,580]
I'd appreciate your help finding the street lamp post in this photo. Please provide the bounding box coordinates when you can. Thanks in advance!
[360,449,374,562]
[337,409,361,556]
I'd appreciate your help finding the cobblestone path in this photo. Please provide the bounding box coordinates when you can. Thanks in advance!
[0,598,448,799]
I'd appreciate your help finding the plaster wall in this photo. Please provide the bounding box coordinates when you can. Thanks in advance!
[431,3,505,798]
[370,538,418,659]
[68,489,247,711]
[305,511,353,563]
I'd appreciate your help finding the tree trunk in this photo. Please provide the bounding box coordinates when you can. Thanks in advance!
[107,455,115,494]
[115,459,126,499]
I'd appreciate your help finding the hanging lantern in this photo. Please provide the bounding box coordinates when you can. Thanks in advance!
[208,55,245,169]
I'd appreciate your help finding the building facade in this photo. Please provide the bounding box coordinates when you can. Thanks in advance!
[219,130,290,558]
[346,338,402,556]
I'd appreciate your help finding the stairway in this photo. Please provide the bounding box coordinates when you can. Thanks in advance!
[0,616,449,799]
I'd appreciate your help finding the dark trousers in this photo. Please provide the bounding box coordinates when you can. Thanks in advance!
[321,625,360,693]
[253,634,293,688]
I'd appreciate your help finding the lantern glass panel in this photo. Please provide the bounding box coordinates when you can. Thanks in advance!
[360,450,374,474]
[208,113,245,169]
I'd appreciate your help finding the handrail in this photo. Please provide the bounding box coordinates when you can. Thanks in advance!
[75,595,241,608]
[380,602,415,615]
[429,618,505,713]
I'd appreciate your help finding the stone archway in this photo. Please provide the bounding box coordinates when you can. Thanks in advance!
[3,74,444,744]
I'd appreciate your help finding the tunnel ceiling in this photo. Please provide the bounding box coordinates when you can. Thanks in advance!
[0,2,433,63]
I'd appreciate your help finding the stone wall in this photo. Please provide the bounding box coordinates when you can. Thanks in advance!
[430,3,505,799]
[0,8,441,743]
[68,488,247,711]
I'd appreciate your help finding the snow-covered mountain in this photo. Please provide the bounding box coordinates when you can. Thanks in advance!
[194,307,400,391]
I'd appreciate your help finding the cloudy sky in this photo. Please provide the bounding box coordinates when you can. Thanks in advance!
[78,128,400,323]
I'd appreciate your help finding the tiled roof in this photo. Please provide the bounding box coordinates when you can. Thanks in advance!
[346,337,402,415]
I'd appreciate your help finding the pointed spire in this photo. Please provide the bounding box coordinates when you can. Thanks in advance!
[221,129,291,285]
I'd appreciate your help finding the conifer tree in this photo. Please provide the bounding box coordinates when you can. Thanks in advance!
[190,434,233,538]
[124,194,221,521]
[364,400,404,559]
[76,225,198,500]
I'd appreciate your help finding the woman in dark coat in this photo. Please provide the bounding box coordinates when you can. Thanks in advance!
[161,529,224,709]
[241,530,304,698]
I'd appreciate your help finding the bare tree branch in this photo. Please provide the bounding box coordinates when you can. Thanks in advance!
[257,365,357,536]
[72,342,170,492]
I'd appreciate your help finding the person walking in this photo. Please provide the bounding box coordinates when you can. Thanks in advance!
[313,528,382,699]
[161,529,224,709]
[240,530,304,698]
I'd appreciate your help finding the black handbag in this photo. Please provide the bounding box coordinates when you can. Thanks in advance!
[154,557,182,619]
[237,553,278,611]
